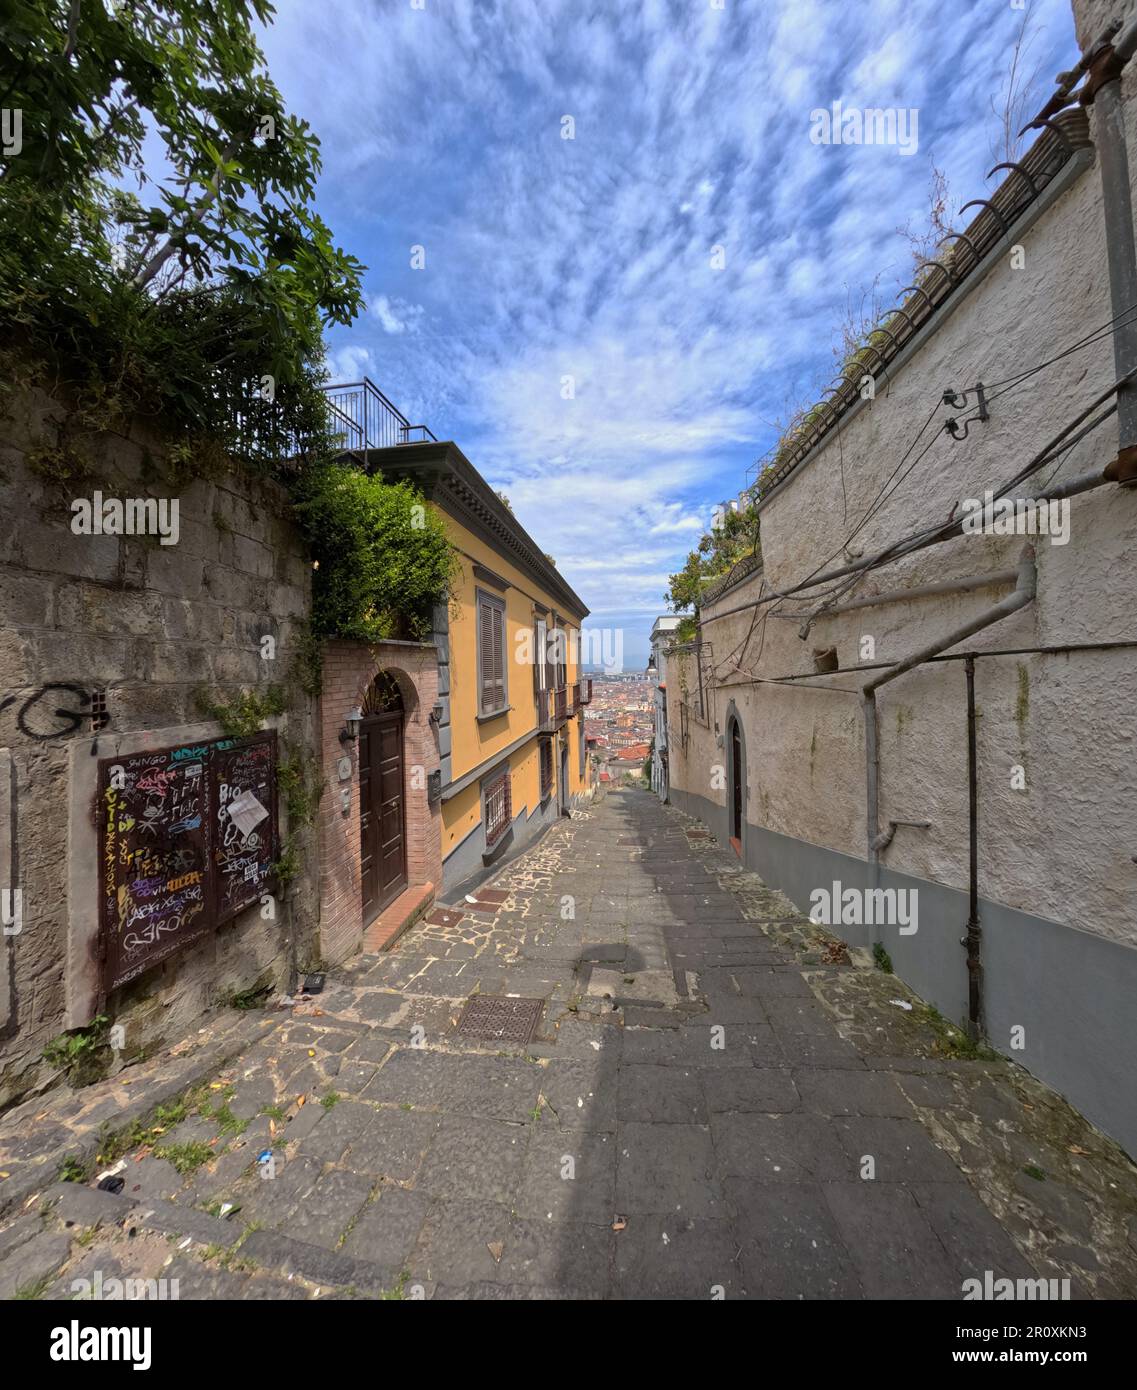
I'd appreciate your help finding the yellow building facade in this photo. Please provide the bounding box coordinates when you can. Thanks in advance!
[369,440,592,897]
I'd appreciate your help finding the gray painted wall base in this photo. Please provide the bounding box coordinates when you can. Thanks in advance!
[442,794,562,898]
[670,786,1137,1157]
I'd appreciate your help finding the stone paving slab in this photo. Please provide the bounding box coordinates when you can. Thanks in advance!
[3,788,1137,1300]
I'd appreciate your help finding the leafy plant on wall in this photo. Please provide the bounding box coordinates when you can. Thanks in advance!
[291,462,457,643]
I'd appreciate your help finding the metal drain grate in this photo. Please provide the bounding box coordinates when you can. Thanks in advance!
[456,995,544,1043]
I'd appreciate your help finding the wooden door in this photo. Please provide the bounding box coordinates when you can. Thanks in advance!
[359,711,407,924]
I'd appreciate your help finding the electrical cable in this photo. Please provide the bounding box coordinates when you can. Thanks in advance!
[705,376,1127,628]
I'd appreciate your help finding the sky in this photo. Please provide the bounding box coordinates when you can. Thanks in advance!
[256,0,1077,670]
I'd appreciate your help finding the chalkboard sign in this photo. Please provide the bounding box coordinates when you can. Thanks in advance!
[211,734,278,924]
[97,733,277,992]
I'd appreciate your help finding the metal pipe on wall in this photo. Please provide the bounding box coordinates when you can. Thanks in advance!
[1092,17,1137,479]
[862,688,882,950]
[797,568,1019,629]
[863,545,1037,697]
[860,545,1036,1014]
[964,656,983,1039]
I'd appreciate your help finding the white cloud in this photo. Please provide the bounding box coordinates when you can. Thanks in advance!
[257,0,1077,632]
[370,295,424,335]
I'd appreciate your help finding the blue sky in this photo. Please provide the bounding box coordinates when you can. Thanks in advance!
[257,0,1076,669]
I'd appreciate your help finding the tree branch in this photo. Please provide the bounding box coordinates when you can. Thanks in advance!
[132,137,241,290]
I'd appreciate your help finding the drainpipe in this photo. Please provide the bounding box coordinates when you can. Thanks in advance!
[964,656,982,1039]
[862,688,882,952]
[860,545,1036,1004]
[799,568,1019,636]
[862,545,1037,699]
[872,818,932,854]
[1084,18,1137,481]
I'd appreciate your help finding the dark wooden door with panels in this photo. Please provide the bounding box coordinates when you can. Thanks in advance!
[359,673,408,924]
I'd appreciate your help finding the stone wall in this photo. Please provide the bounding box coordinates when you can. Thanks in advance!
[0,386,321,1110]
[668,75,1137,1150]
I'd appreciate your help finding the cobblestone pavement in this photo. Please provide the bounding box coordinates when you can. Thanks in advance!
[3,788,1137,1300]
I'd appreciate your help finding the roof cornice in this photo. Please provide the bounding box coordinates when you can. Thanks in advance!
[360,441,590,620]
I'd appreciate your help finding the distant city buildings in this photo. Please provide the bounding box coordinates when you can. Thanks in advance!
[582,671,656,785]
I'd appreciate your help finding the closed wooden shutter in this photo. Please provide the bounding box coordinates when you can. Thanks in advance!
[480,599,494,712]
[491,603,505,708]
[480,597,506,713]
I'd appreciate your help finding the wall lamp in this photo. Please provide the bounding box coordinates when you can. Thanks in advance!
[430,701,444,725]
[340,706,362,745]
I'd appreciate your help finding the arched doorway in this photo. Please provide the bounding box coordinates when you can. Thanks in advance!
[360,672,407,923]
[728,714,744,853]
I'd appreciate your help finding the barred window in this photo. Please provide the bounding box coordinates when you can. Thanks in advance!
[484,768,512,846]
[539,737,554,799]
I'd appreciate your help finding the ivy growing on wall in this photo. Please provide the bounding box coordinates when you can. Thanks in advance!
[194,685,286,738]
[291,461,457,644]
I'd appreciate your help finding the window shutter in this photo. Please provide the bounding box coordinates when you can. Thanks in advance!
[540,737,553,797]
[492,603,505,709]
[479,599,495,713]
[535,619,547,692]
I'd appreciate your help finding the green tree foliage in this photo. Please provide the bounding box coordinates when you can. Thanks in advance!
[666,503,761,616]
[0,0,364,461]
[292,463,457,643]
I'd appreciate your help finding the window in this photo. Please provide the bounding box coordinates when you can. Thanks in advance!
[539,737,554,799]
[535,617,548,691]
[478,591,507,715]
[549,620,567,690]
[484,768,512,846]
[578,720,586,779]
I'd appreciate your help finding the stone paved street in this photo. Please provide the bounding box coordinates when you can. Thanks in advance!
[2,788,1137,1300]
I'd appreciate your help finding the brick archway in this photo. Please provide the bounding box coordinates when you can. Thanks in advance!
[318,640,440,962]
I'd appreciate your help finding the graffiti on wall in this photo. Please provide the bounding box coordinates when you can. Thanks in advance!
[0,685,91,740]
[97,734,277,992]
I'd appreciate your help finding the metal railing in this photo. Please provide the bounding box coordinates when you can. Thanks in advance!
[323,378,437,452]
[538,686,569,731]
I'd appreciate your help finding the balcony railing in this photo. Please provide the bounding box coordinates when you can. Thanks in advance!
[538,686,569,731]
[322,378,437,453]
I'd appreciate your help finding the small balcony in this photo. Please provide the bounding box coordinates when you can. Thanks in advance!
[322,378,437,453]
[538,685,569,732]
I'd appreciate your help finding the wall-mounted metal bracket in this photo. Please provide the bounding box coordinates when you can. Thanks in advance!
[943,382,989,440]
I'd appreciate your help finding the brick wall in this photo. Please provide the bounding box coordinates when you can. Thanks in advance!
[318,640,440,964]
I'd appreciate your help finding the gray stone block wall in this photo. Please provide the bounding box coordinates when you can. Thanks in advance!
[0,386,321,1110]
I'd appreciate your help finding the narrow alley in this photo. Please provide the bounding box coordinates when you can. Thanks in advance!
[2,788,1134,1301]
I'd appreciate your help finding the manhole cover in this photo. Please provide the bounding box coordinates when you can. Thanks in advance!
[456,995,544,1043]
